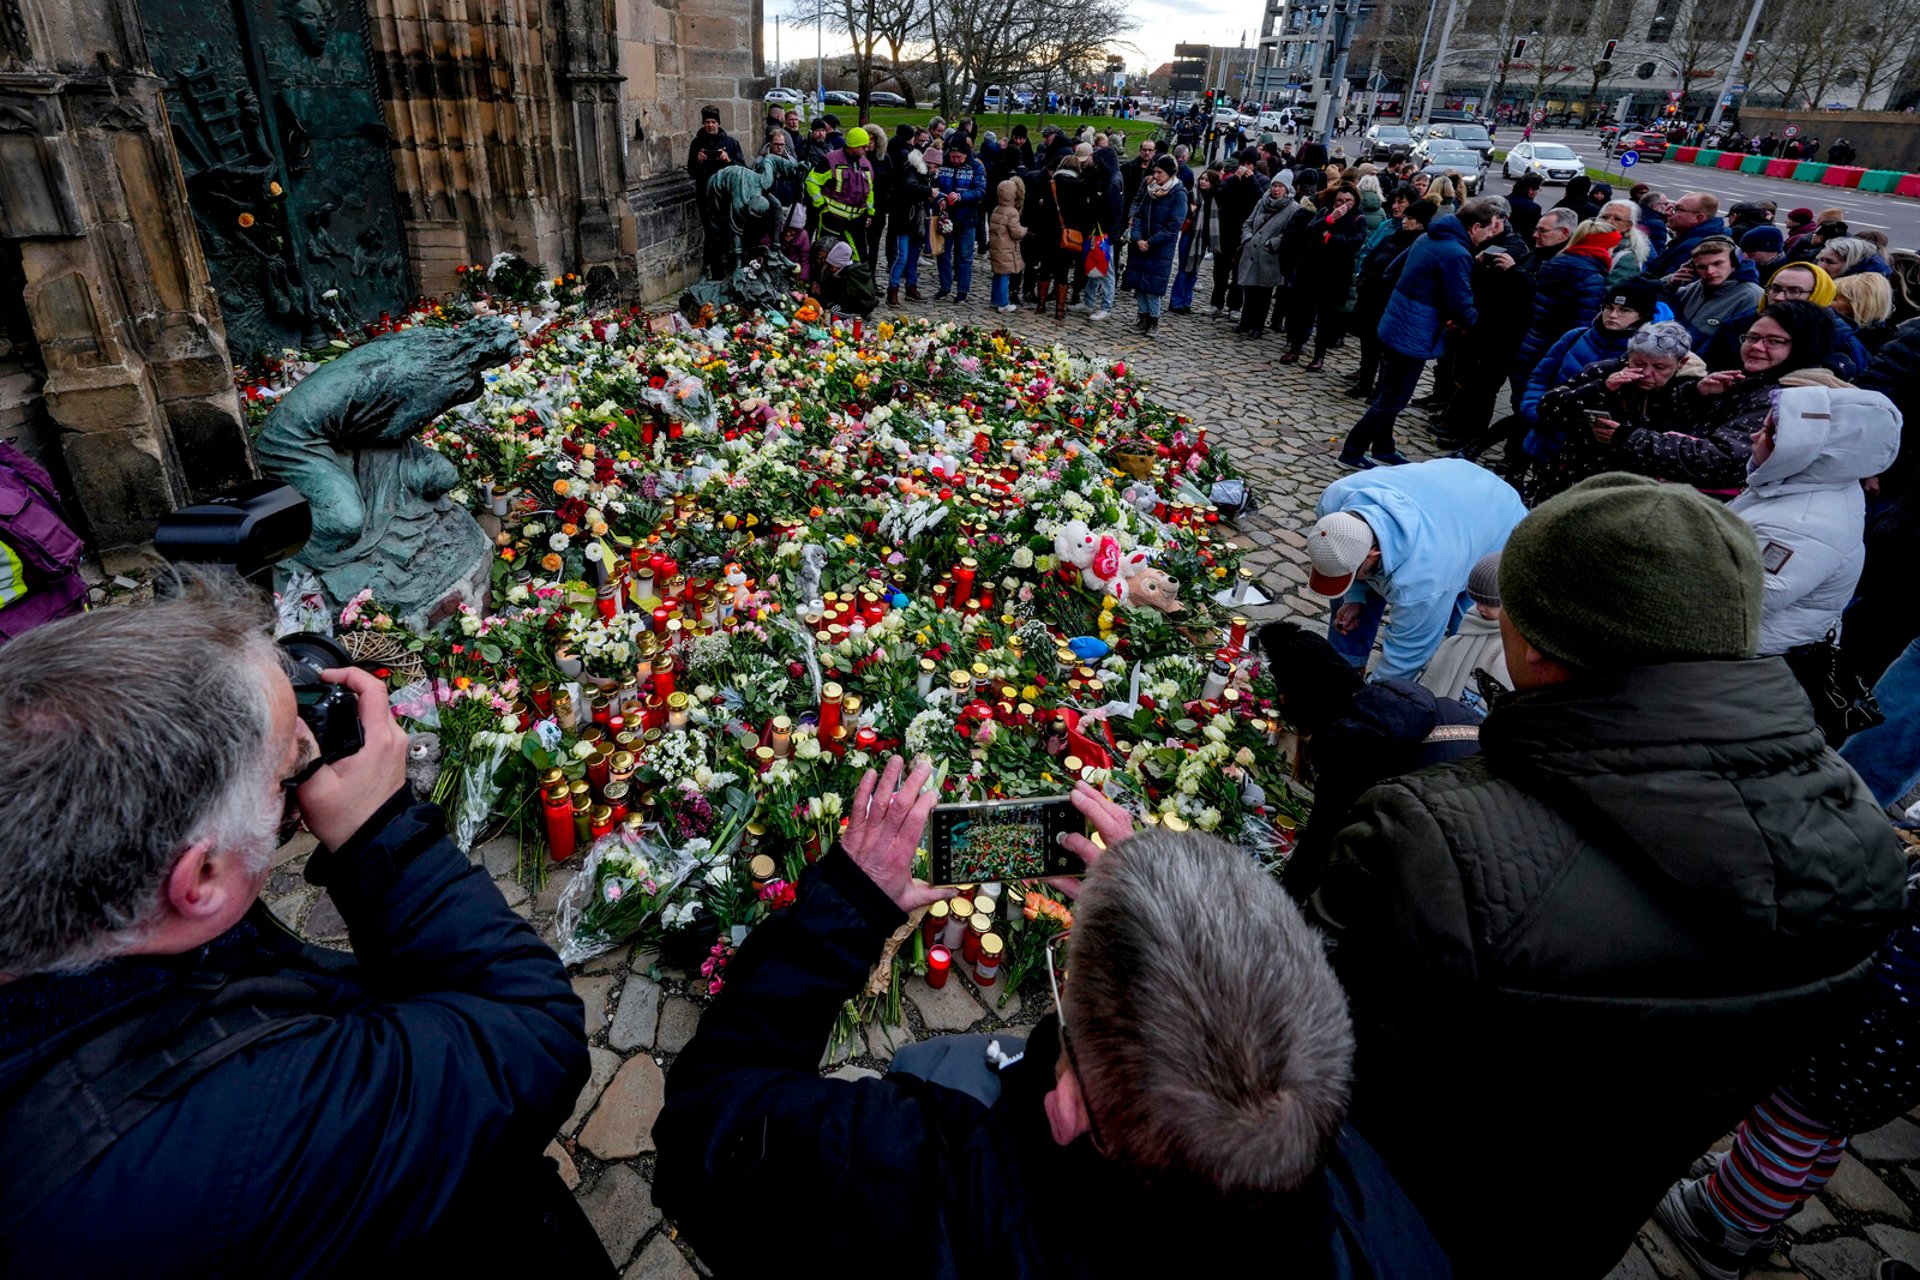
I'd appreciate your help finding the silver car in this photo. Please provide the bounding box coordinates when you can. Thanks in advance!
[1502,141,1585,184]
[1419,146,1487,195]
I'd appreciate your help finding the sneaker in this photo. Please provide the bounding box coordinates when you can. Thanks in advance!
[932,289,951,301]
[1089,309,1111,321]
[1336,451,1376,470]
[1652,1179,1776,1280]
[1370,450,1414,466]
[1209,305,1227,318]
[954,295,968,304]
[998,304,1020,313]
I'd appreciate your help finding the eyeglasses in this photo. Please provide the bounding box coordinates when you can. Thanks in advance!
[1766,283,1811,299]
[1739,332,1792,349]
[1044,930,1111,1155]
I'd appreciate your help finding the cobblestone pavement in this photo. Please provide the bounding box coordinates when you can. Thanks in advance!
[266,255,1920,1278]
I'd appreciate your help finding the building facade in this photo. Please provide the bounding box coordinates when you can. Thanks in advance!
[0,0,759,563]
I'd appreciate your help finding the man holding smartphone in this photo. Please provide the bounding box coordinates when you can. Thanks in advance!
[0,570,606,1275]
[655,758,1450,1275]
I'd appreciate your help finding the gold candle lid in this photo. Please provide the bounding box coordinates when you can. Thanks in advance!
[568,780,590,799]
[968,911,992,935]
[622,813,647,833]
[1064,754,1084,772]
[822,682,844,702]
[748,853,777,880]
[960,556,978,569]
[949,897,974,920]
[754,745,775,764]
[842,694,862,716]
[571,793,592,813]
[603,780,630,802]
[973,893,994,916]
[971,662,990,678]
[927,899,950,920]
[919,657,937,674]
[611,750,636,773]
[590,804,613,823]
[539,767,565,789]
[771,715,793,732]
[667,691,690,710]
[1162,812,1191,833]
[981,933,1004,958]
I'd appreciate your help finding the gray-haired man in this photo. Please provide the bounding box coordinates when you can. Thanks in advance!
[0,571,606,1274]
[654,759,1451,1274]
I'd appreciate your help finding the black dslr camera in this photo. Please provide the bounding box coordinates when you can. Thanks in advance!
[154,481,363,767]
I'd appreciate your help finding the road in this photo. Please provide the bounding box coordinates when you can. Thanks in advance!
[1491,126,1920,252]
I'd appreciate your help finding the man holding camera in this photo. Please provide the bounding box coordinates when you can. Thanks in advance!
[653,756,1451,1276]
[687,104,746,278]
[0,571,605,1275]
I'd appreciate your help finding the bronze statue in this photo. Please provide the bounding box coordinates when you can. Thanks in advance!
[255,317,520,625]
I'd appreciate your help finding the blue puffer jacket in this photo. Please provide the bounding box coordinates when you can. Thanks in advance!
[1377,216,1478,360]
[934,158,988,229]
[1123,180,1190,297]
[1518,319,1636,419]
[1512,247,1609,389]
[1639,205,1670,255]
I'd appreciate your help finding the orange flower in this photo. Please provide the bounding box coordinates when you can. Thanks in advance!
[453,676,472,690]
[560,522,578,537]
[541,552,563,572]
[552,479,571,496]
[237,212,255,228]
[500,547,516,562]
[268,181,283,197]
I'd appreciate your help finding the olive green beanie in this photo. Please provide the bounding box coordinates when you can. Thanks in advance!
[1499,473,1763,670]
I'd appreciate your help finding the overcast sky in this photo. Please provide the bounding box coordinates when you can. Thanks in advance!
[761,0,1261,81]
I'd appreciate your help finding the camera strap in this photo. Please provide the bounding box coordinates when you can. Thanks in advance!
[0,963,322,1239]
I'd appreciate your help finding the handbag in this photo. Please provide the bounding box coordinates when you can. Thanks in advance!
[1050,177,1085,253]
[1782,627,1885,747]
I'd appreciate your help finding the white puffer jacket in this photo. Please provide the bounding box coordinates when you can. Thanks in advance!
[1730,384,1901,655]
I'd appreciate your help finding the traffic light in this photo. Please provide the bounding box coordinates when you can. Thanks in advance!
[1603,39,1618,62]
[1205,89,1217,112]
[1512,35,1528,58]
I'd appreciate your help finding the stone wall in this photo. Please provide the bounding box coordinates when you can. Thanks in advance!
[1,0,254,562]
[0,0,756,559]
[1738,108,1920,175]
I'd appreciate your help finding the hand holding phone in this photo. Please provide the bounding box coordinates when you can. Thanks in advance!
[926,794,1089,885]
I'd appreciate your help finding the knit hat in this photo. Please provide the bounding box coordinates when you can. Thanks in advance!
[1153,155,1179,176]
[700,105,721,123]
[1787,206,1814,227]
[844,125,871,148]
[1739,224,1785,254]
[1275,169,1296,192]
[1730,200,1772,223]
[1404,200,1438,227]
[1295,166,1324,193]
[1306,512,1376,597]
[1499,474,1762,670]
[1607,276,1659,320]
[1466,553,1502,608]
[947,136,972,157]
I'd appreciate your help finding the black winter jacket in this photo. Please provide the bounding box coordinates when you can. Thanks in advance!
[0,793,591,1278]
[1284,678,1482,901]
[655,848,1454,1279]
[1321,660,1909,1279]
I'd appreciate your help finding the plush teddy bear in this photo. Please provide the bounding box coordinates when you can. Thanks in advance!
[1054,519,1149,604]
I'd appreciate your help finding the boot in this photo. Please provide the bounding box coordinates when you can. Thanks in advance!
[887,285,901,307]
[1036,281,1052,315]
[905,286,926,302]
[1055,289,1068,321]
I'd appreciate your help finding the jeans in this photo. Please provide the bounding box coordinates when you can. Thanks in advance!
[1171,258,1199,311]
[1084,270,1114,312]
[1343,349,1426,458]
[1327,586,1466,670]
[1138,289,1164,318]
[888,233,921,288]
[938,230,976,298]
[1839,637,1920,808]
[992,272,1012,307]
[1326,587,1389,667]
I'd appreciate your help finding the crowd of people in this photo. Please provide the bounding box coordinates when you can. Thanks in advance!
[5,102,1920,1280]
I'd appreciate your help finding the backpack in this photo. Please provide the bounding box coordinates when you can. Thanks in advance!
[0,439,87,646]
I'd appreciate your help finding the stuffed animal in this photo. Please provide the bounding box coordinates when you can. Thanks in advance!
[1053,520,1183,612]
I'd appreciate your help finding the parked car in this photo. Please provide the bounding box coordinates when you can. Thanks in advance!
[1502,140,1586,183]
[764,87,803,106]
[868,91,906,107]
[1419,121,1494,163]
[1418,144,1489,194]
[1365,123,1416,161]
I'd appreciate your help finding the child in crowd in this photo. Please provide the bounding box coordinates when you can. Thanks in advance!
[1416,553,1509,713]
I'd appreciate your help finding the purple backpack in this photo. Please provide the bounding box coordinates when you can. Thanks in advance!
[0,439,87,646]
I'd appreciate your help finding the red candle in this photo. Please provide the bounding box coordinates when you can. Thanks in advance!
[542,787,576,862]
[1228,614,1249,653]
[932,583,949,612]
[927,944,952,989]
[855,727,878,751]
[587,747,611,792]
[818,682,844,741]
[642,420,656,446]
[653,667,676,700]
[952,558,977,606]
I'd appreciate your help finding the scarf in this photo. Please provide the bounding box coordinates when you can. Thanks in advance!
[1563,228,1620,267]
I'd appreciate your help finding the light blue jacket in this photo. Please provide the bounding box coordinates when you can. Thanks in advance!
[1317,459,1527,680]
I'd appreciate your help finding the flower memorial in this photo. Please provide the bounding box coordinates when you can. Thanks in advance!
[273,286,1307,1027]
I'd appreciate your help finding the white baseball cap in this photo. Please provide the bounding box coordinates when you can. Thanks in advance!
[1306,512,1376,597]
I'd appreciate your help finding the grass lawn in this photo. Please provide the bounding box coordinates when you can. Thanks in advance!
[854,106,1163,149]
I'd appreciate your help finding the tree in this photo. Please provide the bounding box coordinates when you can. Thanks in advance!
[1668,0,1741,111]
[1512,0,1587,112]
[1853,0,1920,106]
[1353,0,1432,92]
[787,0,924,123]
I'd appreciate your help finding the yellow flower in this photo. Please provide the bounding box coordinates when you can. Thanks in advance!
[268,181,283,197]
[842,533,859,547]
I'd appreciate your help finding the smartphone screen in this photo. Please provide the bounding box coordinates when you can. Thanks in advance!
[927,796,1087,885]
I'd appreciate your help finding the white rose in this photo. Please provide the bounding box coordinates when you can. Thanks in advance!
[1011,547,1034,569]
[459,614,482,636]
[548,532,570,551]
[793,736,822,761]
